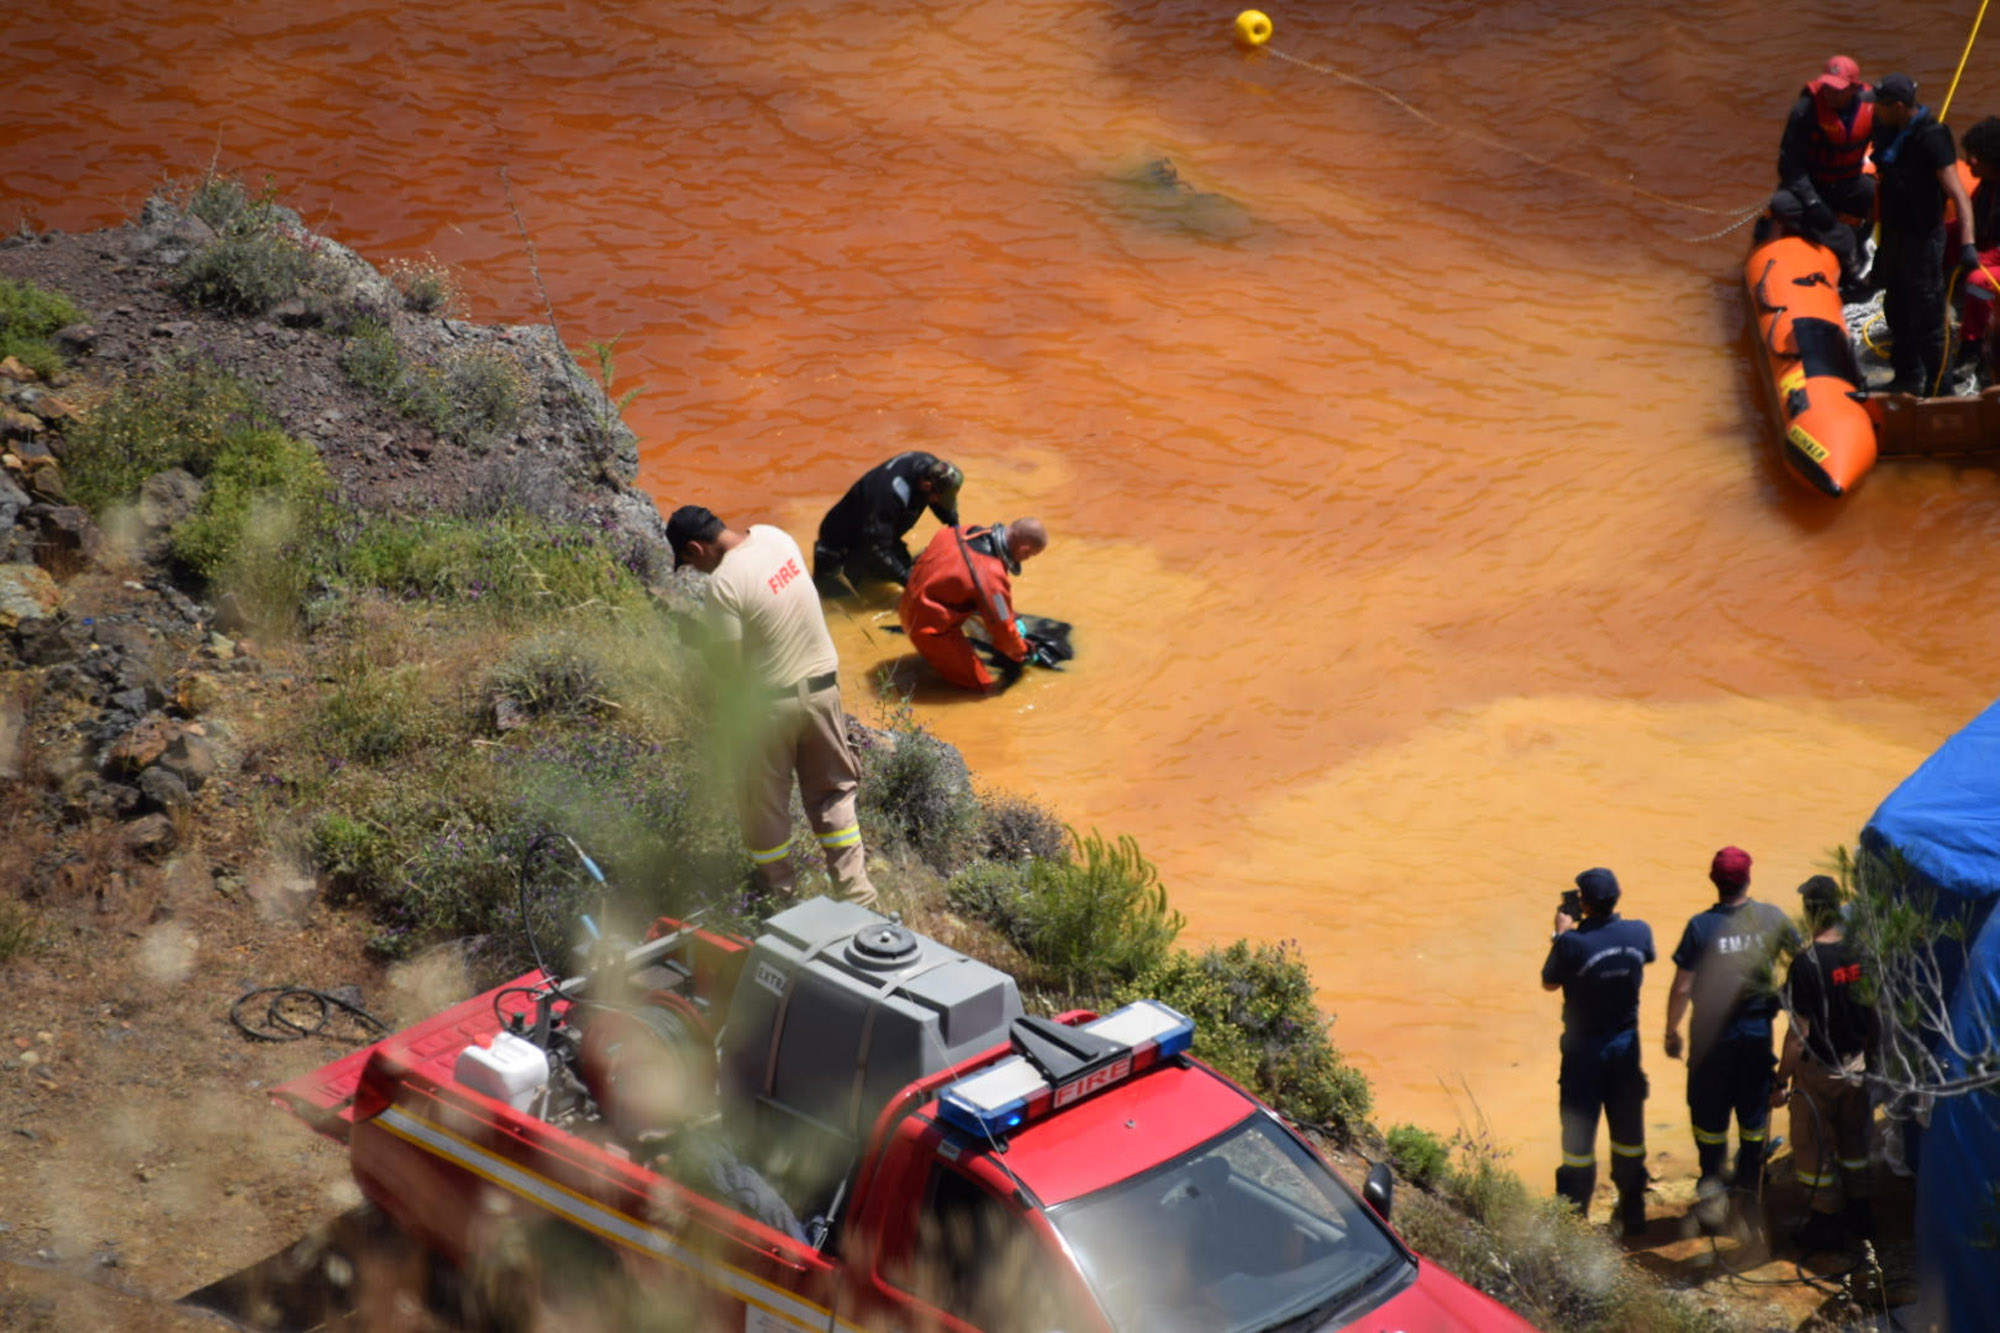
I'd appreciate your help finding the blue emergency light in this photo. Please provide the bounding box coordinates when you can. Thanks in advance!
[937,1000,1195,1141]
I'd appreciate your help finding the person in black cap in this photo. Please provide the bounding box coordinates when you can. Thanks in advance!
[1542,867,1656,1236]
[1773,874,1876,1252]
[1771,55,1878,287]
[667,504,877,907]
[812,452,964,597]
[1871,72,1979,396]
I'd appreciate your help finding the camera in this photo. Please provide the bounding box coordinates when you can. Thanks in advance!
[1559,888,1583,921]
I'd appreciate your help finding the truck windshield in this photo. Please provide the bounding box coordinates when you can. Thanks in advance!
[1044,1115,1406,1333]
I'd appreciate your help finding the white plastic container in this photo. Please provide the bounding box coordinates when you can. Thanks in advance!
[455,1030,549,1111]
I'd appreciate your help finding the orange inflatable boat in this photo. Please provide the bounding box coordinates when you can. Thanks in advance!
[1743,235,1877,495]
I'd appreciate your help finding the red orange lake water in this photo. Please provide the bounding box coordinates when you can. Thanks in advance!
[9,0,2000,1189]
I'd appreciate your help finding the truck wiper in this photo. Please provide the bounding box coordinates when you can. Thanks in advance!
[1251,1255,1405,1333]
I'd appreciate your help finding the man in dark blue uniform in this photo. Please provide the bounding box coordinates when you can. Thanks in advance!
[1542,867,1656,1236]
[813,452,964,596]
[1663,846,1800,1229]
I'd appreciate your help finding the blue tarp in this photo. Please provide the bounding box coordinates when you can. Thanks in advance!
[1861,699,2000,1330]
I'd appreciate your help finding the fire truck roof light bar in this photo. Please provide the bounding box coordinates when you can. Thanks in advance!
[936,1000,1194,1141]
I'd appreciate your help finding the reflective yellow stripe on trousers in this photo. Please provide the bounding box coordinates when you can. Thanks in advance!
[748,840,792,865]
[816,824,862,850]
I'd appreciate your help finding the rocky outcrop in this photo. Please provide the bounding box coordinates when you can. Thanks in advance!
[0,190,680,894]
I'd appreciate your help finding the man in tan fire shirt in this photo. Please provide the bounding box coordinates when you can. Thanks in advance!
[668,504,877,906]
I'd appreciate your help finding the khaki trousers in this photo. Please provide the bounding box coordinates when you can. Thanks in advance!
[1789,1054,1870,1213]
[740,680,875,905]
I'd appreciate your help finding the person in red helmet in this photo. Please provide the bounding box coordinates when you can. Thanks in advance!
[1663,846,1800,1234]
[898,519,1050,691]
[1773,55,1877,287]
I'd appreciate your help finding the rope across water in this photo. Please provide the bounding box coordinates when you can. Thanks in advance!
[1264,46,1765,239]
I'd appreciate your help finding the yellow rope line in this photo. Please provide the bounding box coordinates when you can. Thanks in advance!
[1924,0,1996,393]
[1861,311,1889,357]
[1939,0,1993,123]
[1266,46,1755,219]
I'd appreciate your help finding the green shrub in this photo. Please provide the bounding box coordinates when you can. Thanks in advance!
[61,356,267,512]
[304,732,735,974]
[388,256,460,315]
[1017,829,1182,991]
[165,173,329,316]
[166,426,331,580]
[309,811,391,894]
[974,792,1067,863]
[338,318,405,399]
[945,858,1033,935]
[1384,1123,1450,1191]
[1392,1142,1731,1332]
[0,277,83,379]
[857,709,979,870]
[1120,939,1372,1134]
[184,174,269,235]
[333,511,644,615]
[174,230,319,315]
[314,664,440,763]
[440,346,527,447]
[340,323,526,449]
[490,634,607,721]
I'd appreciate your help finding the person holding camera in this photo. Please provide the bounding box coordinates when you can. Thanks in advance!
[1664,846,1799,1229]
[1542,867,1657,1236]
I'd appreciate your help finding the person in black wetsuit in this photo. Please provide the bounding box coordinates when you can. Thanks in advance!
[813,452,963,596]
[1542,867,1657,1236]
[1871,72,1979,397]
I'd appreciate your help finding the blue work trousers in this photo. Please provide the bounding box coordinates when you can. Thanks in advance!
[1687,1031,1777,1192]
[1557,1027,1648,1213]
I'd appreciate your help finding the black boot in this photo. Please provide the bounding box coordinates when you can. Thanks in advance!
[1843,1198,1876,1242]
[1618,1190,1648,1239]
[1794,1209,1845,1253]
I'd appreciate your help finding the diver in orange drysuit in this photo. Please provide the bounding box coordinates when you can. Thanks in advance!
[898,519,1049,691]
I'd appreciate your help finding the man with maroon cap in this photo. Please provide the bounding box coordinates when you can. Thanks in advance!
[1774,56,1877,286]
[1664,847,1800,1230]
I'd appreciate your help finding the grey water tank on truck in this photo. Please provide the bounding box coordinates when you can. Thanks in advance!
[718,896,1023,1145]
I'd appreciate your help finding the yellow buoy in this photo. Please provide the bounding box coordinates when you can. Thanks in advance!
[1233,9,1273,46]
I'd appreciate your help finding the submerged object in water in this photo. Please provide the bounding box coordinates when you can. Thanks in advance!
[1100,156,1254,243]
[889,612,1074,671]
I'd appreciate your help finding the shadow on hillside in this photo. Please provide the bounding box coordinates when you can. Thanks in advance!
[181,1206,439,1332]
[1620,1154,1920,1327]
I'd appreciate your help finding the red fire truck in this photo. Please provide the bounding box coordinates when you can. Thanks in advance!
[275,897,1537,1331]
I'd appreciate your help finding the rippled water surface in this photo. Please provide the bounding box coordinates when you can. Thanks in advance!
[11,0,2000,1183]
